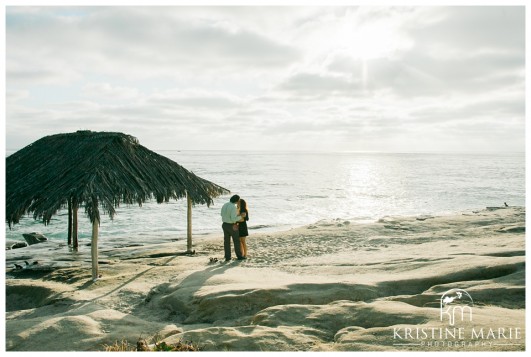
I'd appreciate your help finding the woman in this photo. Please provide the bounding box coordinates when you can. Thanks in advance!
[237,199,249,258]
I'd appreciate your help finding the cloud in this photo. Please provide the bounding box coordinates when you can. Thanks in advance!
[146,89,244,110]
[6,90,29,102]
[5,6,525,153]
[278,71,363,99]
[82,83,140,100]
[6,7,301,86]
[326,48,523,100]
[407,7,525,55]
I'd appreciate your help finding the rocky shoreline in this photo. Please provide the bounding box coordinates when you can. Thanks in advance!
[5,207,526,351]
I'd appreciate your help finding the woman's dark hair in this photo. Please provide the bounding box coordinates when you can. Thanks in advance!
[239,199,247,212]
[230,195,240,203]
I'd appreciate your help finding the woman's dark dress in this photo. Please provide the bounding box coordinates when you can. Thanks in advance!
[239,209,249,237]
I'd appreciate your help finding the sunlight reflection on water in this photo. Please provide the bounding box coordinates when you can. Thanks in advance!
[5,151,525,243]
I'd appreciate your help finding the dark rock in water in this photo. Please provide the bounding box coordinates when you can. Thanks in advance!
[10,242,28,250]
[497,226,525,234]
[486,206,507,211]
[6,240,17,250]
[416,215,434,221]
[22,232,49,245]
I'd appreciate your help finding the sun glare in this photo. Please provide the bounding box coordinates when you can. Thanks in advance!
[344,22,402,60]
[328,19,412,89]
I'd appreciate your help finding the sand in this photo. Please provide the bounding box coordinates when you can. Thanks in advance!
[4,206,526,351]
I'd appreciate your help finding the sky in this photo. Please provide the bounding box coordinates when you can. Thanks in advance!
[4,4,526,153]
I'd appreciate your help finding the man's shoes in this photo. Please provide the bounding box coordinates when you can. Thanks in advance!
[237,257,246,260]
[225,258,231,262]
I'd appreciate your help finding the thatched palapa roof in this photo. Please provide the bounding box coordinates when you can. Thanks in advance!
[6,130,229,227]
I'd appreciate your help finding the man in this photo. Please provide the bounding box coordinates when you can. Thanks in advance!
[221,195,246,261]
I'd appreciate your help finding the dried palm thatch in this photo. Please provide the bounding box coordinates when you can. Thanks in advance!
[6,130,230,279]
[7,130,228,226]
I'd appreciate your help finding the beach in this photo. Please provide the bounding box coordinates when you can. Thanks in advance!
[5,206,525,351]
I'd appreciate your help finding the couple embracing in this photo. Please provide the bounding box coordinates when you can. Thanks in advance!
[220,195,249,261]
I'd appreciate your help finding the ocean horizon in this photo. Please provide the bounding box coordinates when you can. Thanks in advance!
[4,150,525,245]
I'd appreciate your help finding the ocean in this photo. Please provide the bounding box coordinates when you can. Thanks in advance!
[4,151,525,244]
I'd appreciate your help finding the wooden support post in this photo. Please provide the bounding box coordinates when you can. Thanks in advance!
[187,193,193,253]
[72,199,79,249]
[67,198,72,246]
[91,216,99,281]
